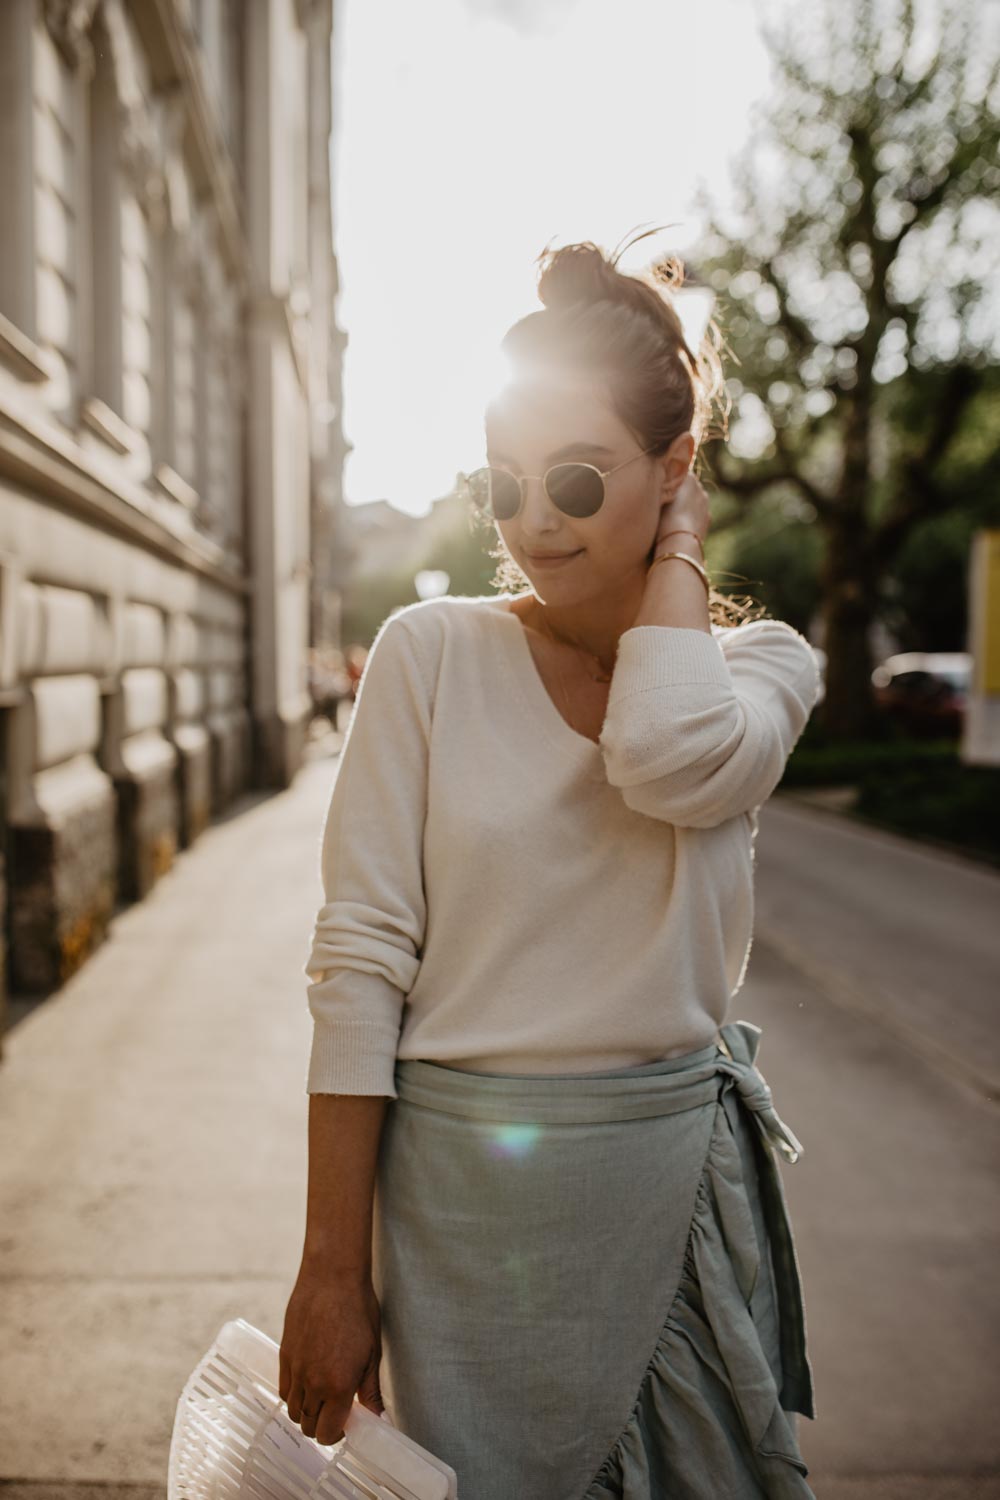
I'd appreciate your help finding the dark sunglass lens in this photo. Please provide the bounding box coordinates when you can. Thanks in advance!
[546,463,604,517]
[488,468,522,520]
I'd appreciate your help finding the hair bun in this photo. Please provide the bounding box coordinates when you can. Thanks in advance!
[498,225,729,456]
[534,234,696,369]
[535,240,620,312]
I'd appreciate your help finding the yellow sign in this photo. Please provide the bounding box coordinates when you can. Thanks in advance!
[972,530,1000,696]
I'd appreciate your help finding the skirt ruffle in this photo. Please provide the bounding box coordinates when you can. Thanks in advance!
[584,1097,815,1499]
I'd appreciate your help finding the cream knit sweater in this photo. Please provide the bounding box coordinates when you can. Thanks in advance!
[304,593,821,1097]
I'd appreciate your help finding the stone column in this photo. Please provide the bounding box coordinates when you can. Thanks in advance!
[243,0,313,786]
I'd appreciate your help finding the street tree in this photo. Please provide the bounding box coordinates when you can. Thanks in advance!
[695,0,1000,737]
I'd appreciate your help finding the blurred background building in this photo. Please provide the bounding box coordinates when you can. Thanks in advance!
[0,0,348,1012]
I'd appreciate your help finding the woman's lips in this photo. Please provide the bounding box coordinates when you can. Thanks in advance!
[523,549,583,567]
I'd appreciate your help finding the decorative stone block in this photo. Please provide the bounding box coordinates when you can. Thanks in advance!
[251,704,309,791]
[104,668,180,902]
[207,704,251,811]
[112,737,179,901]
[173,722,212,847]
[8,756,117,993]
[6,670,118,992]
[169,667,210,847]
[0,836,6,1055]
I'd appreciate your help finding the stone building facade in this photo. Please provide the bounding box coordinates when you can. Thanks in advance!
[0,0,348,1041]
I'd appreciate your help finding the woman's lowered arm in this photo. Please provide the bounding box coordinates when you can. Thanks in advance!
[303,610,434,1097]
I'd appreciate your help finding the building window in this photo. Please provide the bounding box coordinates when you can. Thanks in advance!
[172,278,199,485]
[88,12,124,414]
[0,0,38,336]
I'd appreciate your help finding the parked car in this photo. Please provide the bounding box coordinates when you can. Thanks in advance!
[871,651,971,736]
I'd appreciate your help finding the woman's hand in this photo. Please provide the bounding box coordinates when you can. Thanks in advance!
[650,469,712,560]
[279,1266,385,1447]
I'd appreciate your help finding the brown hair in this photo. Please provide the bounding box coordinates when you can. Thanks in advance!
[472,227,763,627]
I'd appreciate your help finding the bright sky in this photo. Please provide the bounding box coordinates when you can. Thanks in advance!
[331,0,777,517]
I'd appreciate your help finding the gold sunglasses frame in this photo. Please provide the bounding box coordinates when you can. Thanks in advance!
[466,443,659,520]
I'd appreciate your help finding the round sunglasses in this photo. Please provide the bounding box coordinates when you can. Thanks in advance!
[465,444,658,521]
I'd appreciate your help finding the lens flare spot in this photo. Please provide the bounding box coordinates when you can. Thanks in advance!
[485,1123,541,1160]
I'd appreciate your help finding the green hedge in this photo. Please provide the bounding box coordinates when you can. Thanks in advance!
[782,726,1000,866]
[782,731,959,788]
[852,762,1000,866]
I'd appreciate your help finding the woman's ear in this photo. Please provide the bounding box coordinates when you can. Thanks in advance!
[660,431,695,496]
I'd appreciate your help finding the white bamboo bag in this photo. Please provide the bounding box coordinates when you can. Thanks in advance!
[167,1318,458,1500]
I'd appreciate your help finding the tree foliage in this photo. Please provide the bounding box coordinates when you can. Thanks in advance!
[694,0,1000,737]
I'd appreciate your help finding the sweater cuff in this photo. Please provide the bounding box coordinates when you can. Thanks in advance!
[608,626,732,700]
[306,1017,401,1097]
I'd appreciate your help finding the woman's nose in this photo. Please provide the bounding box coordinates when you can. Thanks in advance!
[518,474,556,524]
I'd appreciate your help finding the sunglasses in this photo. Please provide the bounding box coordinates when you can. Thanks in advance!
[465,444,658,521]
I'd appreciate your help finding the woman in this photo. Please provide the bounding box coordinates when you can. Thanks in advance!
[279,232,820,1499]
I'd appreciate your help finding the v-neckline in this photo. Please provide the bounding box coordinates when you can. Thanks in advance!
[483,594,609,781]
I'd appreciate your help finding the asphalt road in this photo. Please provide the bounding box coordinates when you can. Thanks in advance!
[0,760,996,1498]
[755,795,1000,1103]
[749,795,1000,1499]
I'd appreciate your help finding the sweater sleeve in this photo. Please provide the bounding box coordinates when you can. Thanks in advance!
[597,618,821,830]
[303,613,432,1097]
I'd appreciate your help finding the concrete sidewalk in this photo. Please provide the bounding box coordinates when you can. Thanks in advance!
[0,753,997,1497]
[0,755,334,1495]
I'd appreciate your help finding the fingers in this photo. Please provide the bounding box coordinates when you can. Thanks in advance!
[286,1368,354,1446]
[355,1345,385,1417]
[280,1280,383,1449]
[299,1397,331,1444]
[284,1380,308,1425]
[314,1394,351,1448]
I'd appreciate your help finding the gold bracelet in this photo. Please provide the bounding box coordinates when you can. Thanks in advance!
[660,529,704,552]
[648,549,711,595]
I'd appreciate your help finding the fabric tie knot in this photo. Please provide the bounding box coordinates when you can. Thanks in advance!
[715,1021,805,1165]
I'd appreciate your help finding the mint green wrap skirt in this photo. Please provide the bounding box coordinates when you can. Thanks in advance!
[371,1020,817,1499]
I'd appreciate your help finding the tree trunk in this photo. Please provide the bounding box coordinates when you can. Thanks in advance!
[817,520,883,741]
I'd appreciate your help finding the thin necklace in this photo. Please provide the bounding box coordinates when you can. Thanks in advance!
[533,604,617,683]
[527,602,616,740]
[538,621,583,737]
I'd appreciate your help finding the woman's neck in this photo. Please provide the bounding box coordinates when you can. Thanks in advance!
[523,576,648,666]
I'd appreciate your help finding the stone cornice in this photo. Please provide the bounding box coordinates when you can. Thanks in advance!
[0,396,247,595]
[80,396,144,455]
[0,315,50,384]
